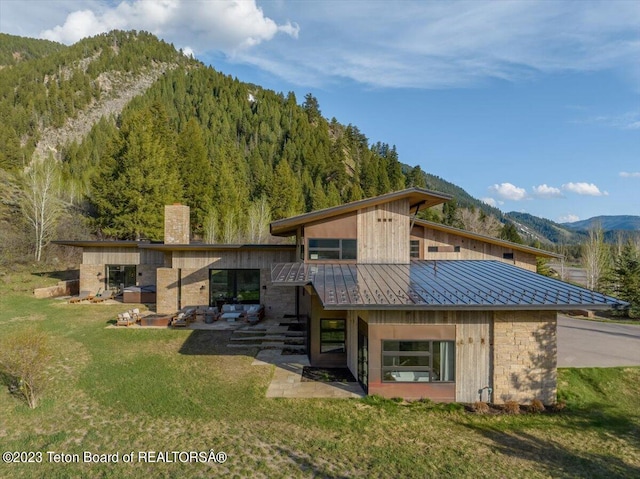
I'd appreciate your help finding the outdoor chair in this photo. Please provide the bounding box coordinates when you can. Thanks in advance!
[130,308,141,322]
[68,290,91,303]
[91,290,113,303]
[116,312,133,327]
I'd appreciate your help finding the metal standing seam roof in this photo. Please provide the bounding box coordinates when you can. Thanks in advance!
[271,260,628,311]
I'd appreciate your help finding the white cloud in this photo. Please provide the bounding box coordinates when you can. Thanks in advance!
[233,0,640,88]
[558,214,580,223]
[577,111,640,130]
[39,0,299,54]
[532,184,563,198]
[481,197,497,207]
[488,183,527,201]
[4,0,634,89]
[620,171,640,178]
[561,182,609,196]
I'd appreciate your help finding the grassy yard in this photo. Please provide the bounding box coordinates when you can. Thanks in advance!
[0,271,639,478]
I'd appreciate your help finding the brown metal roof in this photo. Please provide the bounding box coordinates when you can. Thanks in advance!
[414,219,562,259]
[271,260,627,311]
[138,243,295,251]
[53,240,295,251]
[270,187,452,237]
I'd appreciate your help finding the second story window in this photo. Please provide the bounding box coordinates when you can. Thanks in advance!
[308,239,357,260]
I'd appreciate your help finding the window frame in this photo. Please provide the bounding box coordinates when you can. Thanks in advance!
[320,318,346,354]
[308,238,357,260]
[410,240,421,258]
[209,269,261,305]
[381,340,455,383]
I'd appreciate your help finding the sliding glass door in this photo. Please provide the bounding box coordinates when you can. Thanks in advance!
[210,269,261,306]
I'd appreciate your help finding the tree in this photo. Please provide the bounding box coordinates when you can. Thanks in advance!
[90,104,183,240]
[500,223,524,244]
[459,207,502,236]
[245,196,272,243]
[605,240,640,317]
[442,200,463,228]
[582,226,609,290]
[269,159,304,219]
[176,118,214,233]
[407,165,427,188]
[203,208,218,244]
[0,329,52,409]
[19,155,64,261]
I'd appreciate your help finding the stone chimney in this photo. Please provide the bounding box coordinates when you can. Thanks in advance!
[164,204,190,244]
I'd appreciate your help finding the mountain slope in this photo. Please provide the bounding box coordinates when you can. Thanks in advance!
[0,30,621,247]
[563,215,640,231]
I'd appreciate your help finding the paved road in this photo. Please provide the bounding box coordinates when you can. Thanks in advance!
[557,315,640,367]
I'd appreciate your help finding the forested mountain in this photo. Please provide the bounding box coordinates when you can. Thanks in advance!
[0,33,65,65]
[505,212,584,244]
[563,216,640,232]
[0,30,616,263]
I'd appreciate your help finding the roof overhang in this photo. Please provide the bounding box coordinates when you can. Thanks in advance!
[270,187,452,237]
[413,219,562,259]
[271,260,628,311]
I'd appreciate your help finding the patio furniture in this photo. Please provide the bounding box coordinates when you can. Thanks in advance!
[116,312,134,327]
[68,290,92,303]
[91,290,114,303]
[204,306,219,323]
[245,304,265,324]
[219,303,265,323]
[171,307,196,327]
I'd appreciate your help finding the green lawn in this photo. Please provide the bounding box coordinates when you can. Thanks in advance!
[0,271,639,478]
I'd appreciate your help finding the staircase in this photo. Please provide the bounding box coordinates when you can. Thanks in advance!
[228,320,306,354]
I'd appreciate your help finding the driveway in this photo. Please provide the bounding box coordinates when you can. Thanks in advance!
[557,315,640,367]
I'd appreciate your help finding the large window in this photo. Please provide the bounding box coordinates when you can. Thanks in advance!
[308,239,357,260]
[210,269,260,304]
[320,319,346,353]
[382,340,454,382]
[105,265,136,292]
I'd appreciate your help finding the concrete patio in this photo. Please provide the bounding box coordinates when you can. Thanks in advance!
[253,349,365,399]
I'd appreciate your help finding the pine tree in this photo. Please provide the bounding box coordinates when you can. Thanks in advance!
[177,118,214,234]
[90,103,182,240]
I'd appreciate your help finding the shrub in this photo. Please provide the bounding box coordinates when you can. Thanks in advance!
[503,400,520,415]
[529,399,545,413]
[473,401,490,414]
[0,329,52,408]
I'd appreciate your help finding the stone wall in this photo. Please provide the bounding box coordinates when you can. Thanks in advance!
[156,268,179,314]
[34,279,79,299]
[79,264,105,294]
[164,204,190,244]
[493,311,557,405]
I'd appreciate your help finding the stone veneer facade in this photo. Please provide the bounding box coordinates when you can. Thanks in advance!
[164,204,190,244]
[492,310,557,404]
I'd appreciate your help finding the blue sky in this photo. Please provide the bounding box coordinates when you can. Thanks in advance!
[1,0,638,223]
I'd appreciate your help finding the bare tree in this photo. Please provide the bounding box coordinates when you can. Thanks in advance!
[221,211,239,244]
[203,208,218,244]
[459,207,502,236]
[19,157,63,262]
[245,196,272,243]
[582,225,609,290]
[0,329,52,409]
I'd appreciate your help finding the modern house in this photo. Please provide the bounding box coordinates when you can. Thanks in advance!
[57,188,626,404]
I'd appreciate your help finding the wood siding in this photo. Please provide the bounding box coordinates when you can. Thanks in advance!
[357,199,410,264]
[361,310,492,402]
[412,226,538,271]
[455,312,492,403]
[171,250,295,269]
